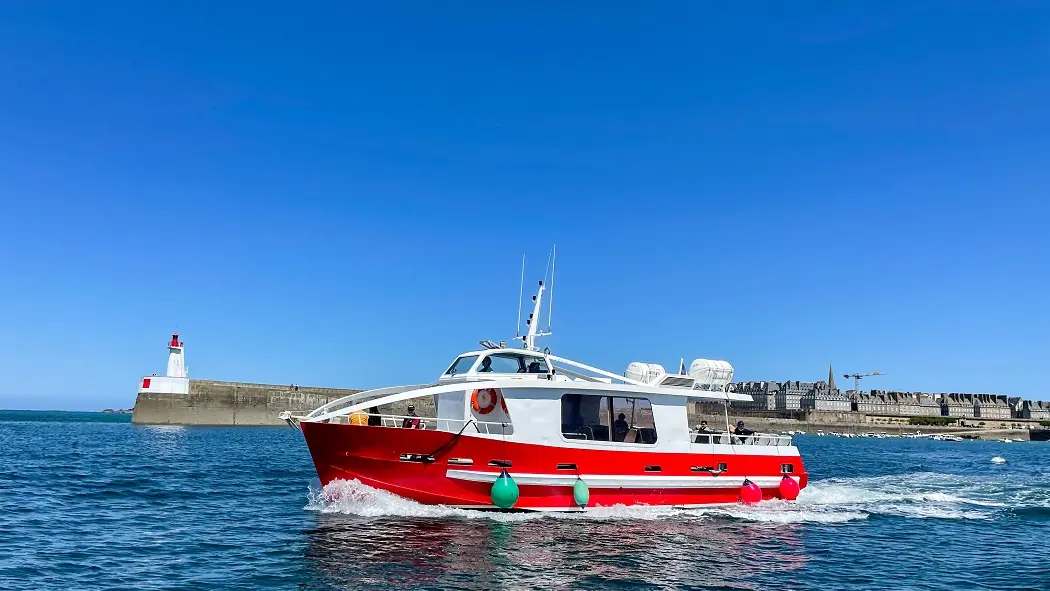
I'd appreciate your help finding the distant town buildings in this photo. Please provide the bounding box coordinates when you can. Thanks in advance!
[730,365,850,413]
[974,394,1012,419]
[1020,400,1050,421]
[803,365,851,412]
[728,364,1043,421]
[732,381,778,411]
[777,380,806,411]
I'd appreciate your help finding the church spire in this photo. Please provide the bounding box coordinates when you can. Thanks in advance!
[828,362,836,391]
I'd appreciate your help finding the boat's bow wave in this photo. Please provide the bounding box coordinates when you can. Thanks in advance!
[306,478,862,523]
[306,470,1050,523]
[306,479,683,522]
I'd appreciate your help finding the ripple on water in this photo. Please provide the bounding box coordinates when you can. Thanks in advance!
[308,478,870,525]
[3,416,1050,591]
[308,466,1050,526]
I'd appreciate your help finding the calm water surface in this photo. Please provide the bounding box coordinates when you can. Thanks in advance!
[1,411,1048,590]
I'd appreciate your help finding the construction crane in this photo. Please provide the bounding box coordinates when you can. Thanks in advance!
[843,371,885,392]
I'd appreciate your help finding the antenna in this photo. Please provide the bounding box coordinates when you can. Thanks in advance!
[548,245,556,331]
[543,248,553,286]
[515,253,526,337]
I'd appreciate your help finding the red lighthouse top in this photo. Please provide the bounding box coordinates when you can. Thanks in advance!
[169,333,183,347]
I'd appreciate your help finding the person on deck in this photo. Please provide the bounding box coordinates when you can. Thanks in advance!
[733,420,754,444]
[366,406,381,427]
[694,420,714,443]
[402,405,421,429]
[479,357,494,372]
[613,413,630,442]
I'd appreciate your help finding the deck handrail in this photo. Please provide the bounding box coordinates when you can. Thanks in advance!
[433,417,513,435]
[689,430,793,446]
[326,413,513,435]
[314,413,788,445]
[305,384,433,419]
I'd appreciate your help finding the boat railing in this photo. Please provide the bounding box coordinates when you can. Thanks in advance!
[322,413,512,435]
[305,384,432,419]
[380,415,429,429]
[690,431,793,446]
[434,417,514,435]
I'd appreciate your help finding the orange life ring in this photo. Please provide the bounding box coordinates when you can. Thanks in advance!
[471,388,505,414]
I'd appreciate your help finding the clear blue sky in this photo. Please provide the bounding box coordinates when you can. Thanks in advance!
[1,2,1048,411]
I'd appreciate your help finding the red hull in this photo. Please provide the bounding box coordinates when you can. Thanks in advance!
[301,422,808,510]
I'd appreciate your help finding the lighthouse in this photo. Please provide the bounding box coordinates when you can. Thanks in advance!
[137,333,191,396]
[166,333,188,378]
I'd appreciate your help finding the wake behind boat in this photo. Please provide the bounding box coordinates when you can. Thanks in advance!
[285,279,807,511]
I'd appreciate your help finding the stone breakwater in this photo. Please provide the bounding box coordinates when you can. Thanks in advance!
[132,380,433,426]
[688,408,1040,440]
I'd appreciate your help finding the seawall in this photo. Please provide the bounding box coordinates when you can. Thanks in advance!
[132,379,434,426]
[688,407,1038,440]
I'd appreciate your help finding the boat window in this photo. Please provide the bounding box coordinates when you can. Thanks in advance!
[525,356,550,374]
[445,355,479,376]
[611,397,658,444]
[561,394,656,444]
[477,353,550,374]
[479,353,524,373]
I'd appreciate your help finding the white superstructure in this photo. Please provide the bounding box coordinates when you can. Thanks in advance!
[292,279,782,456]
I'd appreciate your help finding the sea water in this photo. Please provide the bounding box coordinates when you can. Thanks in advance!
[1,411,1047,590]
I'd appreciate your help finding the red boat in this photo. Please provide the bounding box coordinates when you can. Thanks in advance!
[288,280,807,511]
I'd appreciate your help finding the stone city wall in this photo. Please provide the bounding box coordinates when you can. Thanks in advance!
[132,379,436,426]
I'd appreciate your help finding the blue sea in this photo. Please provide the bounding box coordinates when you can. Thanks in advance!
[1,411,1047,590]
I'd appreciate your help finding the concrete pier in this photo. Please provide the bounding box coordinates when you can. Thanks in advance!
[132,379,434,426]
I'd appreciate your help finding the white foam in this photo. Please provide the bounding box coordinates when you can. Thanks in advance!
[794,473,1015,520]
[305,471,1036,524]
[306,479,864,523]
[874,503,991,520]
[687,502,867,524]
[306,479,685,522]
[992,456,1007,464]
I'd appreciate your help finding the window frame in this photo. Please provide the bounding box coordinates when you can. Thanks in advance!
[609,395,658,444]
[559,393,658,447]
[444,355,479,376]
[478,353,527,374]
[476,353,550,375]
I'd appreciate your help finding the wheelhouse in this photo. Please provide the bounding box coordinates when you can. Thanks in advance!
[441,350,552,380]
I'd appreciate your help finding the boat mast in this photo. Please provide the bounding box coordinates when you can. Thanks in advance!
[524,280,550,351]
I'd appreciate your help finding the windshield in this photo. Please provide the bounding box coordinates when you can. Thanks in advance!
[445,355,479,376]
[477,353,550,374]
